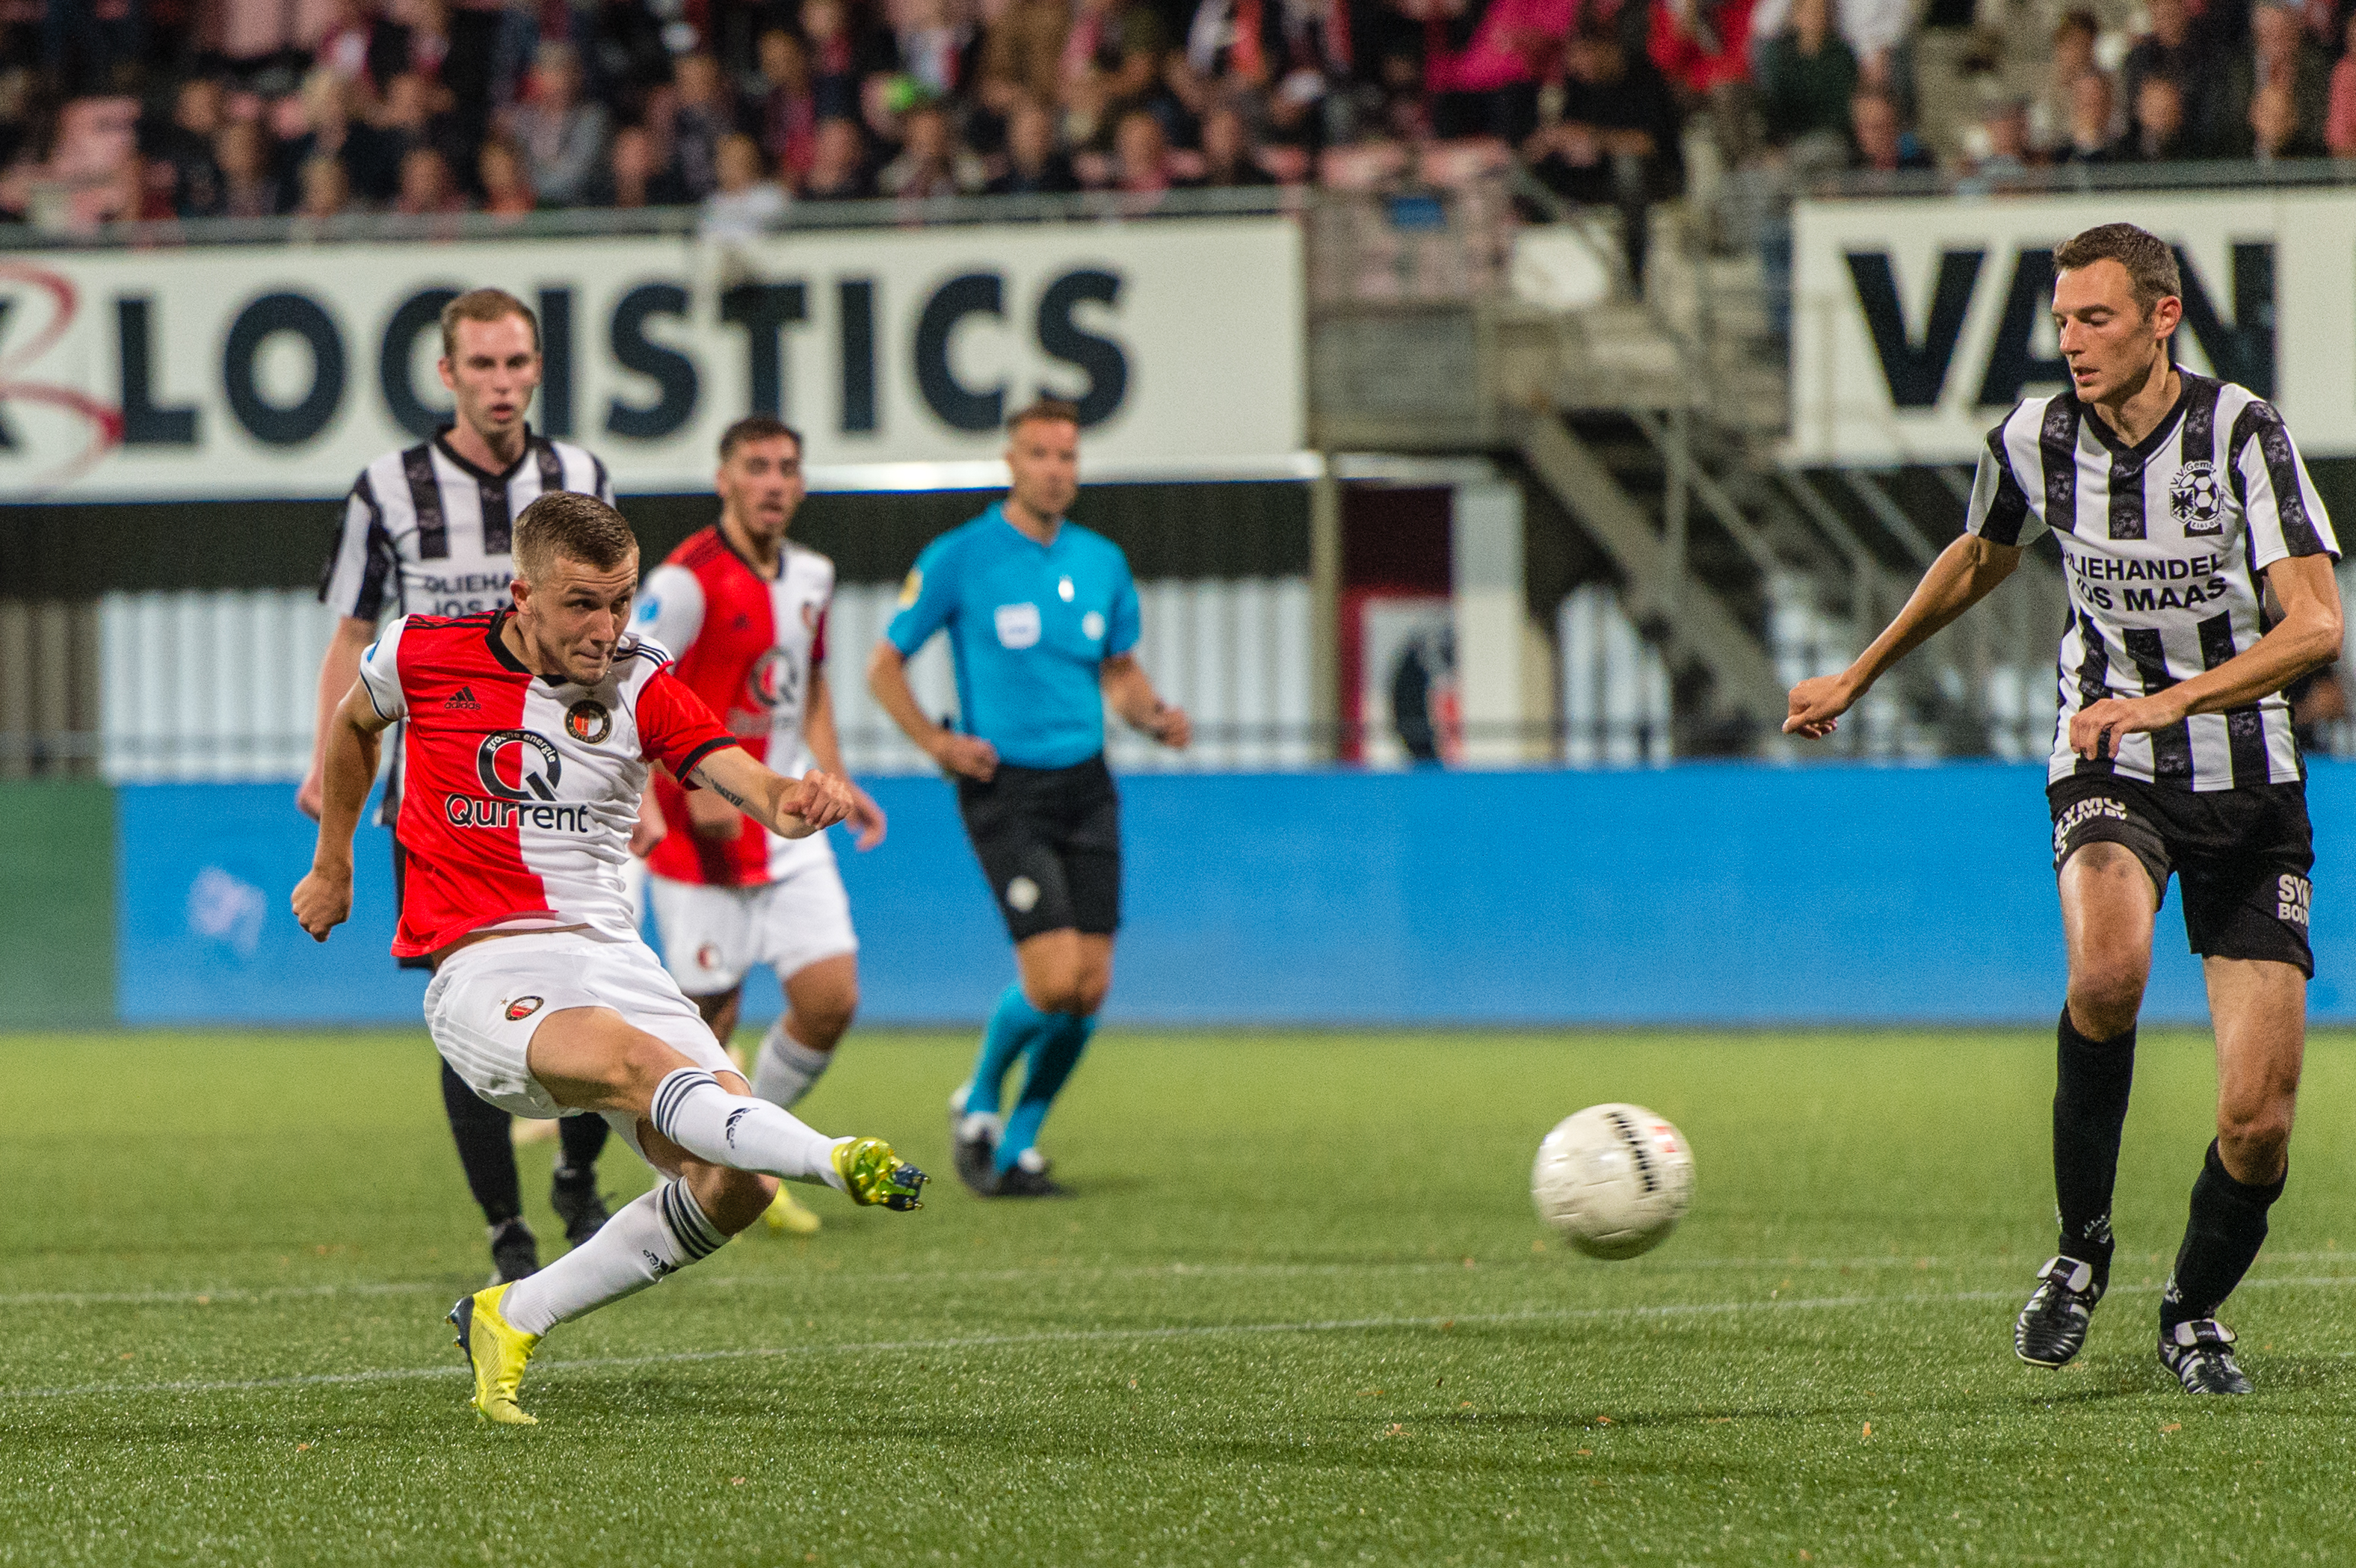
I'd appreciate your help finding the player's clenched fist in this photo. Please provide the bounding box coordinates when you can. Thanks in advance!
[1783,674,1854,740]
[292,865,353,942]
[784,768,856,834]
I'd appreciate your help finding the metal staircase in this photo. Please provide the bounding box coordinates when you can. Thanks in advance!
[1306,179,2070,760]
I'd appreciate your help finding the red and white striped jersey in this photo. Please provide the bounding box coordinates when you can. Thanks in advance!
[357,609,738,957]
[632,527,834,887]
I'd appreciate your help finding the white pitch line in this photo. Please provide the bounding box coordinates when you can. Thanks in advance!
[0,1282,451,1309]
[0,1261,1469,1309]
[7,1250,2356,1311]
[7,1273,2354,1404]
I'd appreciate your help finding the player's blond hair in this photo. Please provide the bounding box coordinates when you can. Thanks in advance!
[440,288,540,361]
[515,492,635,582]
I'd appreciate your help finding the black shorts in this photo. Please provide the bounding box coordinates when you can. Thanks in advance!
[957,755,1122,942]
[2048,774,2316,976]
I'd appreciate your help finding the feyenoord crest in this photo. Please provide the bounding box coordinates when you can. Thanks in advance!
[564,699,612,744]
[505,996,543,1021]
[2170,461,2225,534]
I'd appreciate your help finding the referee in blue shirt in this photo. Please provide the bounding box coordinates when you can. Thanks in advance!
[869,398,1191,1197]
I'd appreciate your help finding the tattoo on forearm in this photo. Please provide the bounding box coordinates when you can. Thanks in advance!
[709,777,750,809]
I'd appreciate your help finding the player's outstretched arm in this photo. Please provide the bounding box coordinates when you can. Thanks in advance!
[2068,552,2344,760]
[293,682,392,940]
[866,641,998,780]
[691,745,857,842]
[297,617,377,820]
[1101,652,1191,749]
[1785,534,2021,739]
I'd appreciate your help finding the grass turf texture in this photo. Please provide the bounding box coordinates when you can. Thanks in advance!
[4,1029,2356,1566]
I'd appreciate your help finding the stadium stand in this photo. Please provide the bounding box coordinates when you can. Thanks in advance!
[2,0,2341,288]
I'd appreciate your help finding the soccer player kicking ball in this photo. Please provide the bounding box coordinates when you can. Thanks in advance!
[868,398,1190,1197]
[633,416,888,1237]
[304,288,625,1286]
[1786,223,2342,1395]
[293,492,925,1426]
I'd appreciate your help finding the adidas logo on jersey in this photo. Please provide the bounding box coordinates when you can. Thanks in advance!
[443,686,481,711]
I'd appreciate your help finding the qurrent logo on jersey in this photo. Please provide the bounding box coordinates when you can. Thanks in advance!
[446,729,592,831]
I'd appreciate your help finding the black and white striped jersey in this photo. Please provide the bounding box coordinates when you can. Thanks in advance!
[1966,373,2340,792]
[317,428,614,623]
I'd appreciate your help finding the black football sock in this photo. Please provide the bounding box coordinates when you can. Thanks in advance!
[554,1108,610,1180]
[2053,1007,2135,1285]
[440,1059,523,1226]
[2160,1140,2284,1335]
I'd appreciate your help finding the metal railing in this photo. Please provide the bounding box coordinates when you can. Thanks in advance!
[1802,158,2356,202]
[1,185,1303,251]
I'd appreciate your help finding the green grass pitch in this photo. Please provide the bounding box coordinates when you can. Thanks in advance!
[5,1026,2356,1565]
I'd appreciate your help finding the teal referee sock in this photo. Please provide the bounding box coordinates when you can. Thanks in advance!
[966,985,1053,1118]
[996,1013,1095,1173]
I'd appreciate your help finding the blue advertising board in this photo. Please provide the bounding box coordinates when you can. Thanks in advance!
[114,763,2356,1027]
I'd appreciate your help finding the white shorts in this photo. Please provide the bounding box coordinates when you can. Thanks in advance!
[423,929,736,1138]
[648,835,858,996]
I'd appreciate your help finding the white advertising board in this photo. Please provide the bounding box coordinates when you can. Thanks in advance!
[0,217,1304,500]
[1789,190,2356,465]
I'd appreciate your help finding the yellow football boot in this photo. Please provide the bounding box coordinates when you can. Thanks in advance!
[830,1138,928,1209]
[762,1184,823,1235]
[447,1283,542,1426]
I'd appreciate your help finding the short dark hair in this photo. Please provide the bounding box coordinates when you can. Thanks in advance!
[514,491,636,582]
[1008,396,1082,435]
[719,414,804,460]
[440,288,540,361]
[2053,222,2182,315]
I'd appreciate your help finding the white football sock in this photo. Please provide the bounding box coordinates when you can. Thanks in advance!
[499,1181,726,1335]
[750,1022,832,1108]
[650,1067,848,1190]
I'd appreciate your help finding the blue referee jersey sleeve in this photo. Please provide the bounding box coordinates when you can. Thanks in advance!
[887,534,963,659]
[1107,567,1141,658]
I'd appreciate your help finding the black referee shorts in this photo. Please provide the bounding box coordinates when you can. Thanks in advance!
[2049,774,2315,976]
[957,755,1122,943]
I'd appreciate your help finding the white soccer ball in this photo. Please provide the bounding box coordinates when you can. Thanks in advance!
[1532,1103,1695,1260]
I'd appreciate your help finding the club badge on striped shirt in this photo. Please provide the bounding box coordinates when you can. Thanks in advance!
[564,700,612,745]
[2169,462,2224,534]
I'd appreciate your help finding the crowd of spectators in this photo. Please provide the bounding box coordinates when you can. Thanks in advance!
[4,1,2354,272]
[1950,0,2356,173]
